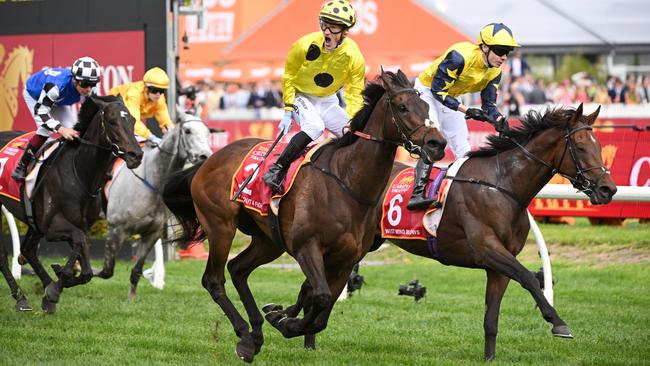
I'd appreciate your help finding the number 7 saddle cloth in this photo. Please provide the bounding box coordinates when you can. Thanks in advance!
[381,157,469,240]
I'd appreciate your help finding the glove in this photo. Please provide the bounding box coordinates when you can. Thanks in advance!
[464,108,490,122]
[493,115,509,134]
[278,111,293,134]
[148,135,163,146]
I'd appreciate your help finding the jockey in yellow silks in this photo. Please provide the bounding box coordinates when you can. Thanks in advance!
[407,23,520,210]
[262,0,366,192]
[109,67,174,145]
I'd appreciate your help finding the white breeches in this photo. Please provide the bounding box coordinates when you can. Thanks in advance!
[292,93,349,140]
[414,79,470,159]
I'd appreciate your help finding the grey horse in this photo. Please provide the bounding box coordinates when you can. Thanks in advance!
[94,112,212,300]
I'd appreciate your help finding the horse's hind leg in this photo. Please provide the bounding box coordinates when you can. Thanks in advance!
[0,238,31,311]
[483,269,511,361]
[485,245,572,338]
[128,231,159,301]
[227,234,284,355]
[95,225,128,279]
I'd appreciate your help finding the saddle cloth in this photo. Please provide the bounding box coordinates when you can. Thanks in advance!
[380,157,469,240]
[230,140,321,216]
[0,132,60,201]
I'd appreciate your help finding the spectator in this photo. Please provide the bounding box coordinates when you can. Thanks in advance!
[527,79,548,104]
[508,50,530,78]
[639,75,650,103]
[609,77,626,104]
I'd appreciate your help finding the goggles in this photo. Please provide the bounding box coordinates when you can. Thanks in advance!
[147,86,166,95]
[490,46,513,57]
[78,80,98,88]
[319,20,344,35]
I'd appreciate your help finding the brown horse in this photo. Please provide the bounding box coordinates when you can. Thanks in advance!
[291,104,617,360]
[0,95,142,313]
[163,70,447,362]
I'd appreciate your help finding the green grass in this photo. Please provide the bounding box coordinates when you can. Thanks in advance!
[1,234,649,366]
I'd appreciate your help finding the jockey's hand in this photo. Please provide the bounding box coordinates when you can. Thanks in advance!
[148,135,163,146]
[278,111,293,135]
[464,108,490,122]
[492,115,509,134]
[57,126,80,141]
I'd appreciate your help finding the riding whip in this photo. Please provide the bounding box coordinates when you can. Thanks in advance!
[231,130,285,201]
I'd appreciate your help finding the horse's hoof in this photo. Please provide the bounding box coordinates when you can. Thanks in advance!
[235,340,255,363]
[262,303,283,314]
[93,268,110,279]
[304,334,316,349]
[128,287,137,302]
[15,296,32,312]
[44,283,61,303]
[264,310,287,326]
[552,324,573,338]
[41,297,57,314]
[484,353,496,361]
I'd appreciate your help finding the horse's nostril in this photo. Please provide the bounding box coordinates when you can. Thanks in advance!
[199,154,208,161]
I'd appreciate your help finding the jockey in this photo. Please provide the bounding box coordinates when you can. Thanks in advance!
[108,67,173,145]
[407,23,520,210]
[262,0,365,192]
[12,56,101,181]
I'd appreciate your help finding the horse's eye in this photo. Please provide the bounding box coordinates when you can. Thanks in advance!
[184,129,191,135]
[398,104,408,113]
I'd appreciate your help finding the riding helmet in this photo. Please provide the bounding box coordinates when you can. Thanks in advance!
[143,67,170,89]
[71,57,101,82]
[477,23,520,48]
[319,0,356,28]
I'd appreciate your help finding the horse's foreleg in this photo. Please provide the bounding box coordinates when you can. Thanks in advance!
[0,241,31,311]
[303,264,351,336]
[95,226,128,279]
[61,232,93,288]
[483,269,510,361]
[484,245,572,338]
[228,234,284,355]
[19,229,52,287]
[128,231,160,301]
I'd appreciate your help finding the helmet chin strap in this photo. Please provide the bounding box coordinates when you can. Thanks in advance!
[481,45,497,68]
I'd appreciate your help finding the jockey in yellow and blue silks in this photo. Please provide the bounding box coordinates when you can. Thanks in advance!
[407,23,520,210]
[262,0,365,192]
[109,67,174,145]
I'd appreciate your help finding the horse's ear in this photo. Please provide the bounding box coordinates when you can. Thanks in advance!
[379,67,393,90]
[584,105,601,126]
[89,95,108,110]
[396,69,407,82]
[571,103,584,124]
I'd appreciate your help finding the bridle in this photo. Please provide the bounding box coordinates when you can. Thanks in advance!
[352,87,438,161]
[76,108,128,158]
[508,122,610,196]
[156,117,203,161]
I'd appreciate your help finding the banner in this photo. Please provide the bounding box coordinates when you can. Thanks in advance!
[0,31,145,131]
[206,117,650,219]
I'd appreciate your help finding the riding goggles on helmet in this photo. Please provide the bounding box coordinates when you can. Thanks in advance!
[78,80,98,88]
[490,46,514,57]
[147,86,166,95]
[319,19,344,34]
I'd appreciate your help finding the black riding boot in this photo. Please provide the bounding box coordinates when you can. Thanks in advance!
[407,158,438,210]
[263,131,313,192]
[11,143,38,181]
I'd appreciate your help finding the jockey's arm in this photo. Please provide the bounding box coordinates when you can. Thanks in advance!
[281,40,304,112]
[343,52,366,118]
[154,95,174,134]
[480,73,504,122]
[431,50,469,113]
[34,83,62,132]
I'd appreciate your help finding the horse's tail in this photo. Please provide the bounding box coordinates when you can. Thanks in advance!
[163,162,206,243]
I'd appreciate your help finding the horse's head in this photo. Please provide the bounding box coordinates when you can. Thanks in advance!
[379,69,446,163]
[171,111,212,164]
[89,95,143,169]
[556,103,617,204]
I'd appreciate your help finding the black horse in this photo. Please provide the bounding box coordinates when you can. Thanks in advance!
[0,95,142,313]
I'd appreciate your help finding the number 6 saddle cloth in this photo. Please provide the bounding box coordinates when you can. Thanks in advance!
[381,157,469,241]
[230,139,324,216]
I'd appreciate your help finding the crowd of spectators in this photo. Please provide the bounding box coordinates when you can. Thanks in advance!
[184,53,650,120]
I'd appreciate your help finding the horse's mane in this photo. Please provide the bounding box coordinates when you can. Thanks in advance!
[334,71,411,147]
[466,107,576,158]
[74,95,123,135]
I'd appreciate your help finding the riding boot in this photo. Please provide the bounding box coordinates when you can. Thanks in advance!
[11,142,39,181]
[407,158,439,210]
[263,131,313,192]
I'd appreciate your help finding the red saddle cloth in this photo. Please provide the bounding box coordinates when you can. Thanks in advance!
[0,132,37,201]
[230,140,312,216]
[380,166,449,240]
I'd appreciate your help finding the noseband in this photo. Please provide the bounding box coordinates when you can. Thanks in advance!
[509,123,609,196]
[76,108,127,158]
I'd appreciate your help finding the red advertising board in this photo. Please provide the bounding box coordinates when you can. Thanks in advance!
[0,31,144,131]
[206,117,650,219]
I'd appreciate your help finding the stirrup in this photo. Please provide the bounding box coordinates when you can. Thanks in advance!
[406,196,440,211]
[263,165,285,192]
[11,167,27,181]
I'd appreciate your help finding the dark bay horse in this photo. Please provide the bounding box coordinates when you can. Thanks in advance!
[0,95,142,313]
[272,105,617,360]
[163,70,447,362]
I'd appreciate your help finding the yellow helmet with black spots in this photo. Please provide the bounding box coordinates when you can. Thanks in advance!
[319,0,356,28]
[143,67,170,89]
[477,23,520,48]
